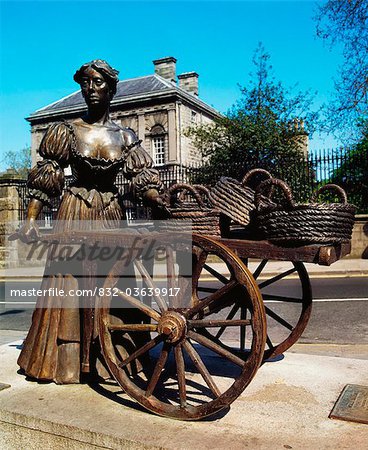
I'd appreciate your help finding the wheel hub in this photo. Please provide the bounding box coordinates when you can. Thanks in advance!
[157,311,187,343]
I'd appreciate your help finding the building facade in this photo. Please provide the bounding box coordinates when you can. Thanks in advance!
[27,57,221,168]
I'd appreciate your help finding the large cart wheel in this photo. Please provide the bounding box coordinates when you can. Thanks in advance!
[196,258,312,361]
[241,259,312,360]
[97,234,266,420]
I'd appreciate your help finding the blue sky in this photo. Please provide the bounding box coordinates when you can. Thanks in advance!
[0,0,342,169]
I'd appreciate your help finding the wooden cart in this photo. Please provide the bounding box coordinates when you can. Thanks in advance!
[44,229,350,420]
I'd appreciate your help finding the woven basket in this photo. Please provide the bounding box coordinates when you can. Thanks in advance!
[159,183,221,237]
[209,168,274,226]
[255,179,356,246]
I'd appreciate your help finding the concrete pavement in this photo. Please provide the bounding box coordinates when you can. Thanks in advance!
[1,254,367,447]
[0,339,367,449]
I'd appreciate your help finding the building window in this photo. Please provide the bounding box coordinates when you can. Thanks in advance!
[150,124,166,166]
[191,111,197,123]
[153,136,165,166]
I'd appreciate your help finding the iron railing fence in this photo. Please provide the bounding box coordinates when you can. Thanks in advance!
[185,147,367,213]
[8,146,368,226]
[308,147,367,213]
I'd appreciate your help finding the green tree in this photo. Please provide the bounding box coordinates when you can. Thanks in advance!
[2,146,31,178]
[186,44,319,200]
[315,0,368,140]
[329,122,368,213]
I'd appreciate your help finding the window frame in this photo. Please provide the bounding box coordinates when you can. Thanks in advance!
[150,124,166,167]
[152,135,165,166]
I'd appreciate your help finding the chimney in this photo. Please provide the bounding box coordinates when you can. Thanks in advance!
[288,118,309,158]
[153,57,177,83]
[178,72,199,96]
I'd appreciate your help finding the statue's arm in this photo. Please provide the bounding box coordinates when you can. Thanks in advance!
[121,128,165,206]
[13,123,72,242]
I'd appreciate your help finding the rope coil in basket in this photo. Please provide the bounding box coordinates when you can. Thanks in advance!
[209,168,275,226]
[160,183,221,237]
[255,179,356,246]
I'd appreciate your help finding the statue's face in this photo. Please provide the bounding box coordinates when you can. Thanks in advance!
[80,67,111,108]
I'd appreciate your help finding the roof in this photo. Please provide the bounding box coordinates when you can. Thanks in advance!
[27,74,220,121]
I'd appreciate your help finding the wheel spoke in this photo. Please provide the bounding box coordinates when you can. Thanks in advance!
[253,259,268,280]
[203,263,229,284]
[189,319,251,328]
[108,323,158,332]
[185,279,238,318]
[266,334,274,350]
[174,344,187,407]
[166,246,177,291]
[265,306,293,331]
[175,274,192,309]
[262,293,302,303]
[192,249,208,290]
[188,331,245,368]
[240,306,247,352]
[182,339,221,397]
[215,302,240,339]
[145,343,170,397]
[197,286,218,293]
[118,335,163,368]
[134,259,167,312]
[258,268,297,289]
[116,288,161,322]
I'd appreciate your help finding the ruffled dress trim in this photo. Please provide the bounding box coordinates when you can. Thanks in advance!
[67,186,119,209]
[28,189,52,206]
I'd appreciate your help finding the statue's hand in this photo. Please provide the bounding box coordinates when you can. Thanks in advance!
[8,219,41,243]
[144,189,170,215]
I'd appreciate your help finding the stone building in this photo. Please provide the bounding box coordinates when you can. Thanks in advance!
[27,57,221,168]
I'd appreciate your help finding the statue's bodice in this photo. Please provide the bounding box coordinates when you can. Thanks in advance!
[70,121,127,191]
[27,119,161,206]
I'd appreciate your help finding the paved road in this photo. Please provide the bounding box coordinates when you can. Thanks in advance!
[296,277,368,347]
[1,277,367,348]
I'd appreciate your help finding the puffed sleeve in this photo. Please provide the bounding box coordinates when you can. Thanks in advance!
[122,129,164,199]
[27,122,73,204]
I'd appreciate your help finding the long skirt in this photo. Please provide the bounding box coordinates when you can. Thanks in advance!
[17,189,139,384]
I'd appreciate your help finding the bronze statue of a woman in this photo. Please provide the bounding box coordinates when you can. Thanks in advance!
[15,60,164,383]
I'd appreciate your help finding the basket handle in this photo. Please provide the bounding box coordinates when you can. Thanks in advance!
[241,168,273,187]
[311,184,348,204]
[254,178,295,210]
[167,183,205,207]
[178,184,211,203]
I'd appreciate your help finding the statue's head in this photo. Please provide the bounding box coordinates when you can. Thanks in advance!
[74,60,119,107]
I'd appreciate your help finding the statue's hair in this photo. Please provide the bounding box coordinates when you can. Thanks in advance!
[73,59,119,96]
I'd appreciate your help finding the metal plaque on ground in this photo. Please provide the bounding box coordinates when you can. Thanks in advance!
[329,384,368,424]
